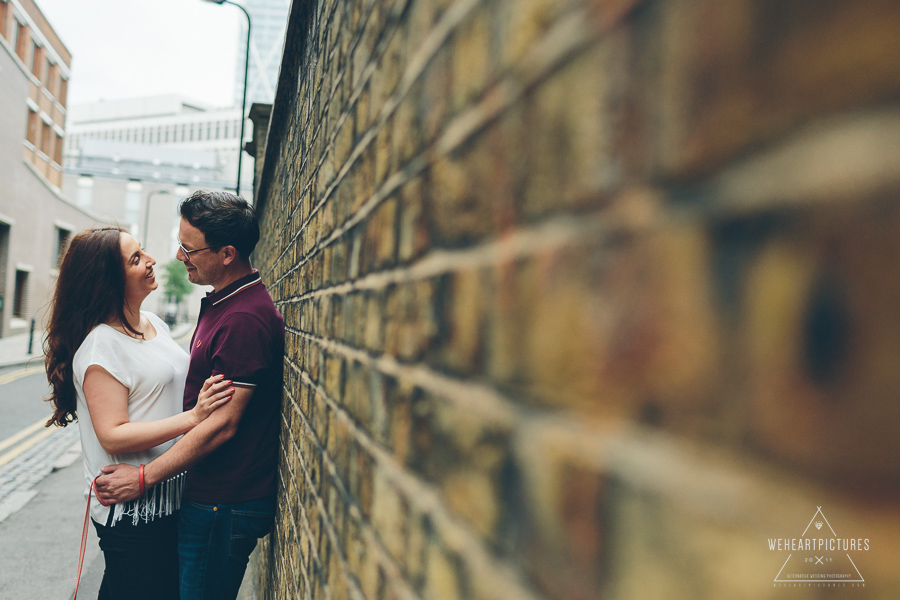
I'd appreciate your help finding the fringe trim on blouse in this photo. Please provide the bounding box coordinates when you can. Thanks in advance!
[111,472,186,526]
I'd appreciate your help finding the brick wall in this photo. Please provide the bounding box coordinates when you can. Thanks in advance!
[249,0,900,598]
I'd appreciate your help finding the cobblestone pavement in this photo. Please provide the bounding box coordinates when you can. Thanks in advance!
[0,424,81,523]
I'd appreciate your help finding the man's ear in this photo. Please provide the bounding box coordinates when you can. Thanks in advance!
[221,245,239,265]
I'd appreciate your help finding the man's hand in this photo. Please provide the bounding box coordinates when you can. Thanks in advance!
[94,463,141,504]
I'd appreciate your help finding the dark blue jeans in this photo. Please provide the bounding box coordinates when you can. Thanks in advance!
[177,497,276,600]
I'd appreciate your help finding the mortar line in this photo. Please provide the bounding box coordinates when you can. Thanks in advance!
[275,209,618,299]
[291,328,519,425]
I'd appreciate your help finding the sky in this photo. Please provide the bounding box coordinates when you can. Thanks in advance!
[36,0,242,108]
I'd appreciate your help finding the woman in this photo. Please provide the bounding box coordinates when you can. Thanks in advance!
[44,227,234,599]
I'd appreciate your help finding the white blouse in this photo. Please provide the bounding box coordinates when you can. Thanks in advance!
[73,311,190,525]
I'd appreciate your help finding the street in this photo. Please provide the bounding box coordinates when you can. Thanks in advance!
[0,328,192,599]
[0,364,97,599]
[0,326,251,600]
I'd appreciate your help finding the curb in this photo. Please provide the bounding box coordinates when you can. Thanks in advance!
[0,356,44,370]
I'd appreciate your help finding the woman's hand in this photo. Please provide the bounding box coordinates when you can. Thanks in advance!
[189,374,235,426]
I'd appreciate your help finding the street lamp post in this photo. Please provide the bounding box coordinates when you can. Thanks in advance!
[143,189,172,248]
[203,0,251,197]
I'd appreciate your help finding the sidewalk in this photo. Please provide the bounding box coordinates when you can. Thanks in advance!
[0,322,196,369]
[0,328,45,369]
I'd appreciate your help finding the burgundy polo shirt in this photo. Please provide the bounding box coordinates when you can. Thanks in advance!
[182,270,284,503]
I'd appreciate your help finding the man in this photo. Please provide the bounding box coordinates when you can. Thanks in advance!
[96,190,284,599]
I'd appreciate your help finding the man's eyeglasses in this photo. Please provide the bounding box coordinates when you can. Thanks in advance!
[177,240,214,256]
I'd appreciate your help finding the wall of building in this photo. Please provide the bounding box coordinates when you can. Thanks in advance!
[250,0,900,598]
[0,0,99,338]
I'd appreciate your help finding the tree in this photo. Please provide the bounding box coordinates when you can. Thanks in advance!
[162,260,192,324]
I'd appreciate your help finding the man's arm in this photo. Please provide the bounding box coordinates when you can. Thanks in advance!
[94,386,254,503]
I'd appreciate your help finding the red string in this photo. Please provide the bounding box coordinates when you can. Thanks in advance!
[74,476,109,599]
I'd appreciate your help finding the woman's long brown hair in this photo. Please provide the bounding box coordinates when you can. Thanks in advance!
[44,227,142,427]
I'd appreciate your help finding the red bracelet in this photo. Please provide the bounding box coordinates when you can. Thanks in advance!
[138,464,146,498]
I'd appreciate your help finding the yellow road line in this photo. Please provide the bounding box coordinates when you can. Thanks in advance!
[0,417,48,454]
[0,365,44,386]
[0,426,56,468]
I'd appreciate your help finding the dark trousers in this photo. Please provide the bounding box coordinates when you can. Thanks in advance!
[178,497,276,600]
[92,512,180,600]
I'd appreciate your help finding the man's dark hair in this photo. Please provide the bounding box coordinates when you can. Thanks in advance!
[179,190,260,260]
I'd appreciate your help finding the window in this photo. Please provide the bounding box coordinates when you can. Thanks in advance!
[54,227,71,267]
[41,117,52,156]
[31,42,43,79]
[58,77,68,108]
[125,180,142,225]
[7,15,17,53]
[15,21,28,63]
[0,2,8,43]
[53,132,63,165]
[0,223,9,317]
[25,109,39,146]
[76,175,93,209]
[13,269,28,318]
[47,63,59,96]
[44,57,53,86]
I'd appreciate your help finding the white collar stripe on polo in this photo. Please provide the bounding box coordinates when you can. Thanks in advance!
[212,277,262,306]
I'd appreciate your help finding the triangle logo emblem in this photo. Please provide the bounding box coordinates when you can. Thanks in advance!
[770,506,867,584]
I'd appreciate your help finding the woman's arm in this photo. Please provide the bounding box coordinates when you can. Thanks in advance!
[82,365,234,455]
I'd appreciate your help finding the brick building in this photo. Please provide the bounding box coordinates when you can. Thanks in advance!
[0,0,103,338]
[248,0,900,598]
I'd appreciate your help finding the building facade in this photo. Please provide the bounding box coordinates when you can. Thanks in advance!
[234,0,290,107]
[0,0,104,338]
[64,95,251,195]
[61,96,249,318]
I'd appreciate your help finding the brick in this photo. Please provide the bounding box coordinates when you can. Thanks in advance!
[502,0,572,68]
[429,147,497,247]
[387,380,415,466]
[424,541,463,600]
[522,41,623,221]
[391,84,422,166]
[397,174,431,262]
[364,289,386,352]
[374,122,394,188]
[743,203,900,485]
[362,195,398,272]
[371,469,409,565]
[450,7,491,113]
[653,0,900,180]
[419,45,453,144]
[343,360,372,426]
